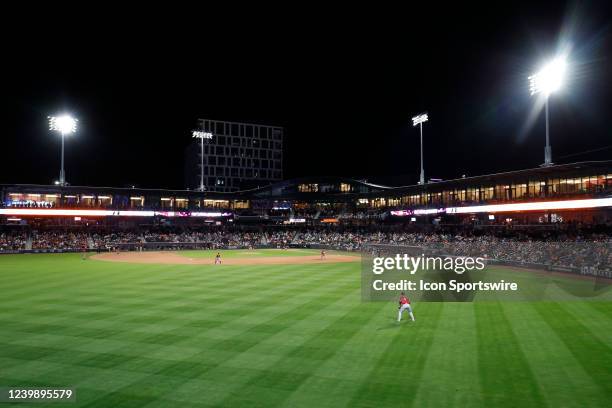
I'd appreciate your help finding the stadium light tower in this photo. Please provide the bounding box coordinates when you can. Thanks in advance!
[48,115,78,186]
[528,56,566,167]
[192,130,213,191]
[412,113,428,184]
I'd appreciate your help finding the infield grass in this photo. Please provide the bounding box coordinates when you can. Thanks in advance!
[0,251,610,407]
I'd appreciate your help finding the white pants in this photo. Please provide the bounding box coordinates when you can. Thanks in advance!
[398,303,414,321]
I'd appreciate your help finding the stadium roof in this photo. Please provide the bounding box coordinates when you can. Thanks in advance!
[1,160,610,200]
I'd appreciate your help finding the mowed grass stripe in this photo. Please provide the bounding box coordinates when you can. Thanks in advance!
[346,303,445,407]
[503,302,609,407]
[195,299,385,407]
[127,264,357,347]
[475,302,545,407]
[412,303,483,408]
[534,303,612,397]
[561,301,612,347]
[1,262,354,404]
[270,301,396,408]
[0,263,352,353]
[127,265,358,353]
[2,263,351,344]
[159,289,363,406]
[2,263,357,370]
[64,266,360,405]
[583,301,612,317]
[0,255,150,297]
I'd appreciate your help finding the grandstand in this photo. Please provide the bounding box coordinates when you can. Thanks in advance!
[1,158,611,278]
[1,160,611,228]
[2,160,610,273]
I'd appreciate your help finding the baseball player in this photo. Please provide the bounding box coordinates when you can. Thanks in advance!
[398,292,415,322]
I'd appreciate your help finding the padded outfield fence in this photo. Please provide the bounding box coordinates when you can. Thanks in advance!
[0,242,348,255]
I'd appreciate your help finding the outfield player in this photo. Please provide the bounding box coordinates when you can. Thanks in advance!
[398,292,415,322]
[214,252,222,264]
[320,249,326,260]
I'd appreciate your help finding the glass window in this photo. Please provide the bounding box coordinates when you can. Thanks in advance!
[298,184,319,193]
[514,184,527,199]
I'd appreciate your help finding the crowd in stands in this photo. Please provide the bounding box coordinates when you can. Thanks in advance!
[267,230,295,247]
[31,231,88,250]
[0,231,27,251]
[91,232,142,249]
[142,231,263,248]
[0,227,610,273]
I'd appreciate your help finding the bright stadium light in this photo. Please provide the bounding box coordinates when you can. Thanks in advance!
[192,131,213,191]
[49,115,77,135]
[528,57,566,96]
[412,113,428,184]
[528,56,567,167]
[412,113,428,126]
[49,114,78,186]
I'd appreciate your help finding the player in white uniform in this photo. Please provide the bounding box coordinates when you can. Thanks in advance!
[398,292,415,322]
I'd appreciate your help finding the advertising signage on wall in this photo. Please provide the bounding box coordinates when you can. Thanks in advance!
[0,209,232,218]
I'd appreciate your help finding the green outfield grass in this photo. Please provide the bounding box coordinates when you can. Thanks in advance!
[0,252,611,407]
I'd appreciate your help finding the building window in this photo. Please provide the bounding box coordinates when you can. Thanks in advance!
[298,183,319,193]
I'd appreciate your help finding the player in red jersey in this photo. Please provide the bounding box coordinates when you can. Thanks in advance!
[398,292,415,322]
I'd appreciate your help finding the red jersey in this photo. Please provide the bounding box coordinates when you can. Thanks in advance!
[400,295,410,305]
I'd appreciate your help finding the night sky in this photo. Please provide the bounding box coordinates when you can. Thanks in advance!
[3,2,612,189]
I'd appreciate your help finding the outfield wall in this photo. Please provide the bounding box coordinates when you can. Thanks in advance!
[0,242,354,255]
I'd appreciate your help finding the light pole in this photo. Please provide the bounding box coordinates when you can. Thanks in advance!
[192,131,213,191]
[412,113,428,184]
[528,56,566,167]
[48,115,78,186]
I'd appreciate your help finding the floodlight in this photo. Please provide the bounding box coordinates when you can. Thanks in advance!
[412,113,428,126]
[48,114,78,186]
[528,56,567,166]
[48,115,77,135]
[528,57,566,96]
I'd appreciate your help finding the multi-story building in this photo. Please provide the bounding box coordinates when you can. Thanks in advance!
[185,119,283,192]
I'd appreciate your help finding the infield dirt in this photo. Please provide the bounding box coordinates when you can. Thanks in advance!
[91,251,359,265]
